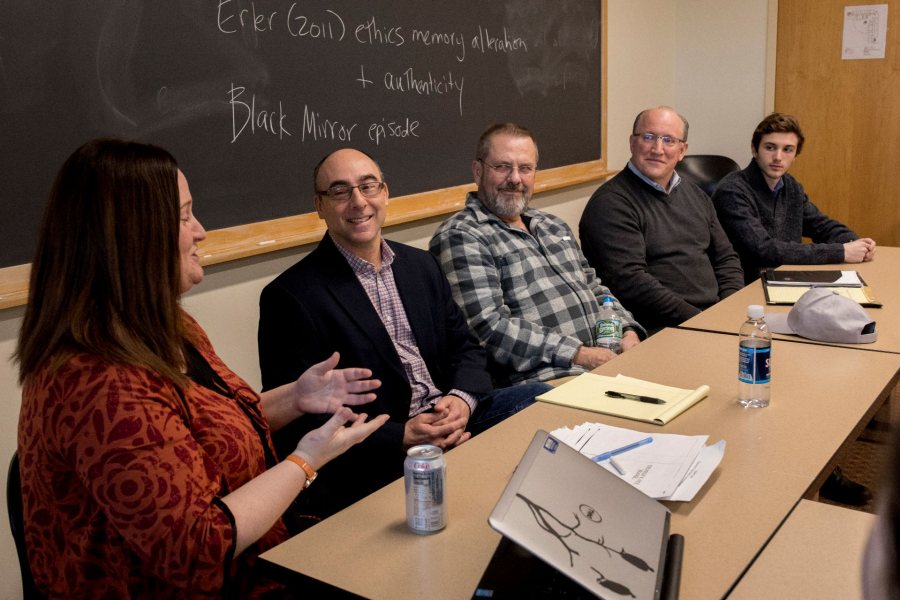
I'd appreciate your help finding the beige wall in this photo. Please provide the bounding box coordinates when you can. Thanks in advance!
[0,1,771,597]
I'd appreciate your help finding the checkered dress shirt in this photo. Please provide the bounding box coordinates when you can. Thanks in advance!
[429,193,644,385]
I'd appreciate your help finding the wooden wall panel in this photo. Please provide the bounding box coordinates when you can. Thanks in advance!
[775,1,899,247]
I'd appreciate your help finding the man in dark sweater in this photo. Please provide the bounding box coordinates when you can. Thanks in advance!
[579,106,744,333]
[712,112,875,284]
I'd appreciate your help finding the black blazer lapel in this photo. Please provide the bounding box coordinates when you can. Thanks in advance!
[315,237,407,378]
[391,247,438,361]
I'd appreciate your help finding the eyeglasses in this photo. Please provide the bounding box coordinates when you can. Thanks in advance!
[633,132,685,148]
[316,181,385,202]
[477,159,536,177]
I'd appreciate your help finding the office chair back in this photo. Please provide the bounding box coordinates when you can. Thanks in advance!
[8,452,44,599]
[675,154,740,197]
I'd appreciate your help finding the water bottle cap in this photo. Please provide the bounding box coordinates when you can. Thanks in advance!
[747,305,765,319]
[602,295,614,305]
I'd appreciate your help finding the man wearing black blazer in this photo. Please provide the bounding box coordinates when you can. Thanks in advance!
[258,148,547,525]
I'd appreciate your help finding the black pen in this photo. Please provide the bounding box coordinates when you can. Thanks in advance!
[604,390,666,405]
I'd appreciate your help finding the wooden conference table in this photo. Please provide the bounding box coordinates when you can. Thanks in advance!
[261,327,900,599]
[680,246,900,354]
[728,500,875,600]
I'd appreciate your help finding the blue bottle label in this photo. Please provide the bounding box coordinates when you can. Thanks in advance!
[739,346,771,384]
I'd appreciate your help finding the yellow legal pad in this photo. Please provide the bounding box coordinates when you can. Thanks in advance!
[537,373,710,426]
[763,284,880,307]
[761,269,881,307]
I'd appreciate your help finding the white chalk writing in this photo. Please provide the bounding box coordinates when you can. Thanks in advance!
[410,28,466,62]
[367,117,421,145]
[301,105,358,141]
[383,68,465,116]
[287,5,346,40]
[229,84,291,143]
[471,26,528,54]
[355,16,405,46]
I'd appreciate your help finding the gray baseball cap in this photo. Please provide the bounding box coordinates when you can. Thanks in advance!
[766,287,877,344]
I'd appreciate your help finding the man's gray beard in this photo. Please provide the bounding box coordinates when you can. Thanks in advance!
[483,192,529,220]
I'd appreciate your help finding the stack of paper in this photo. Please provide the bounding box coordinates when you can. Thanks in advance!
[551,422,725,501]
[537,373,709,425]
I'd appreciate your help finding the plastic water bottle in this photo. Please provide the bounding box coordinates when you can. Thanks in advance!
[738,305,771,408]
[594,296,623,354]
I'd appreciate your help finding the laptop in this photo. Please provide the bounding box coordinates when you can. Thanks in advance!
[474,430,683,599]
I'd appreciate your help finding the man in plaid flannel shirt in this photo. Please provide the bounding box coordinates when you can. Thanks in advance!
[430,123,645,385]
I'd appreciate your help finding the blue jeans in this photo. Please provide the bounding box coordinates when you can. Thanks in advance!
[467,382,552,436]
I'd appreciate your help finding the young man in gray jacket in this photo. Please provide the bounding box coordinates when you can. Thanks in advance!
[713,112,875,284]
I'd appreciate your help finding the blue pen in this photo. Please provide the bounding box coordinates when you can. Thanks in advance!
[591,436,653,463]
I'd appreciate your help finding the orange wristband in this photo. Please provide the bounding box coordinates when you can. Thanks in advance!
[285,454,317,489]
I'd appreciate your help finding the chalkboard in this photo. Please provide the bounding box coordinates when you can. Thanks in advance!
[0,0,603,270]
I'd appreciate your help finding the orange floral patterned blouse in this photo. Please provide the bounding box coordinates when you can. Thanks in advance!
[17,316,288,598]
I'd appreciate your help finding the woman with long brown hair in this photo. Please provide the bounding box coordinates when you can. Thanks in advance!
[15,139,388,597]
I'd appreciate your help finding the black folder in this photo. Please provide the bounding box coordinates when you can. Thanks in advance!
[762,269,862,286]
